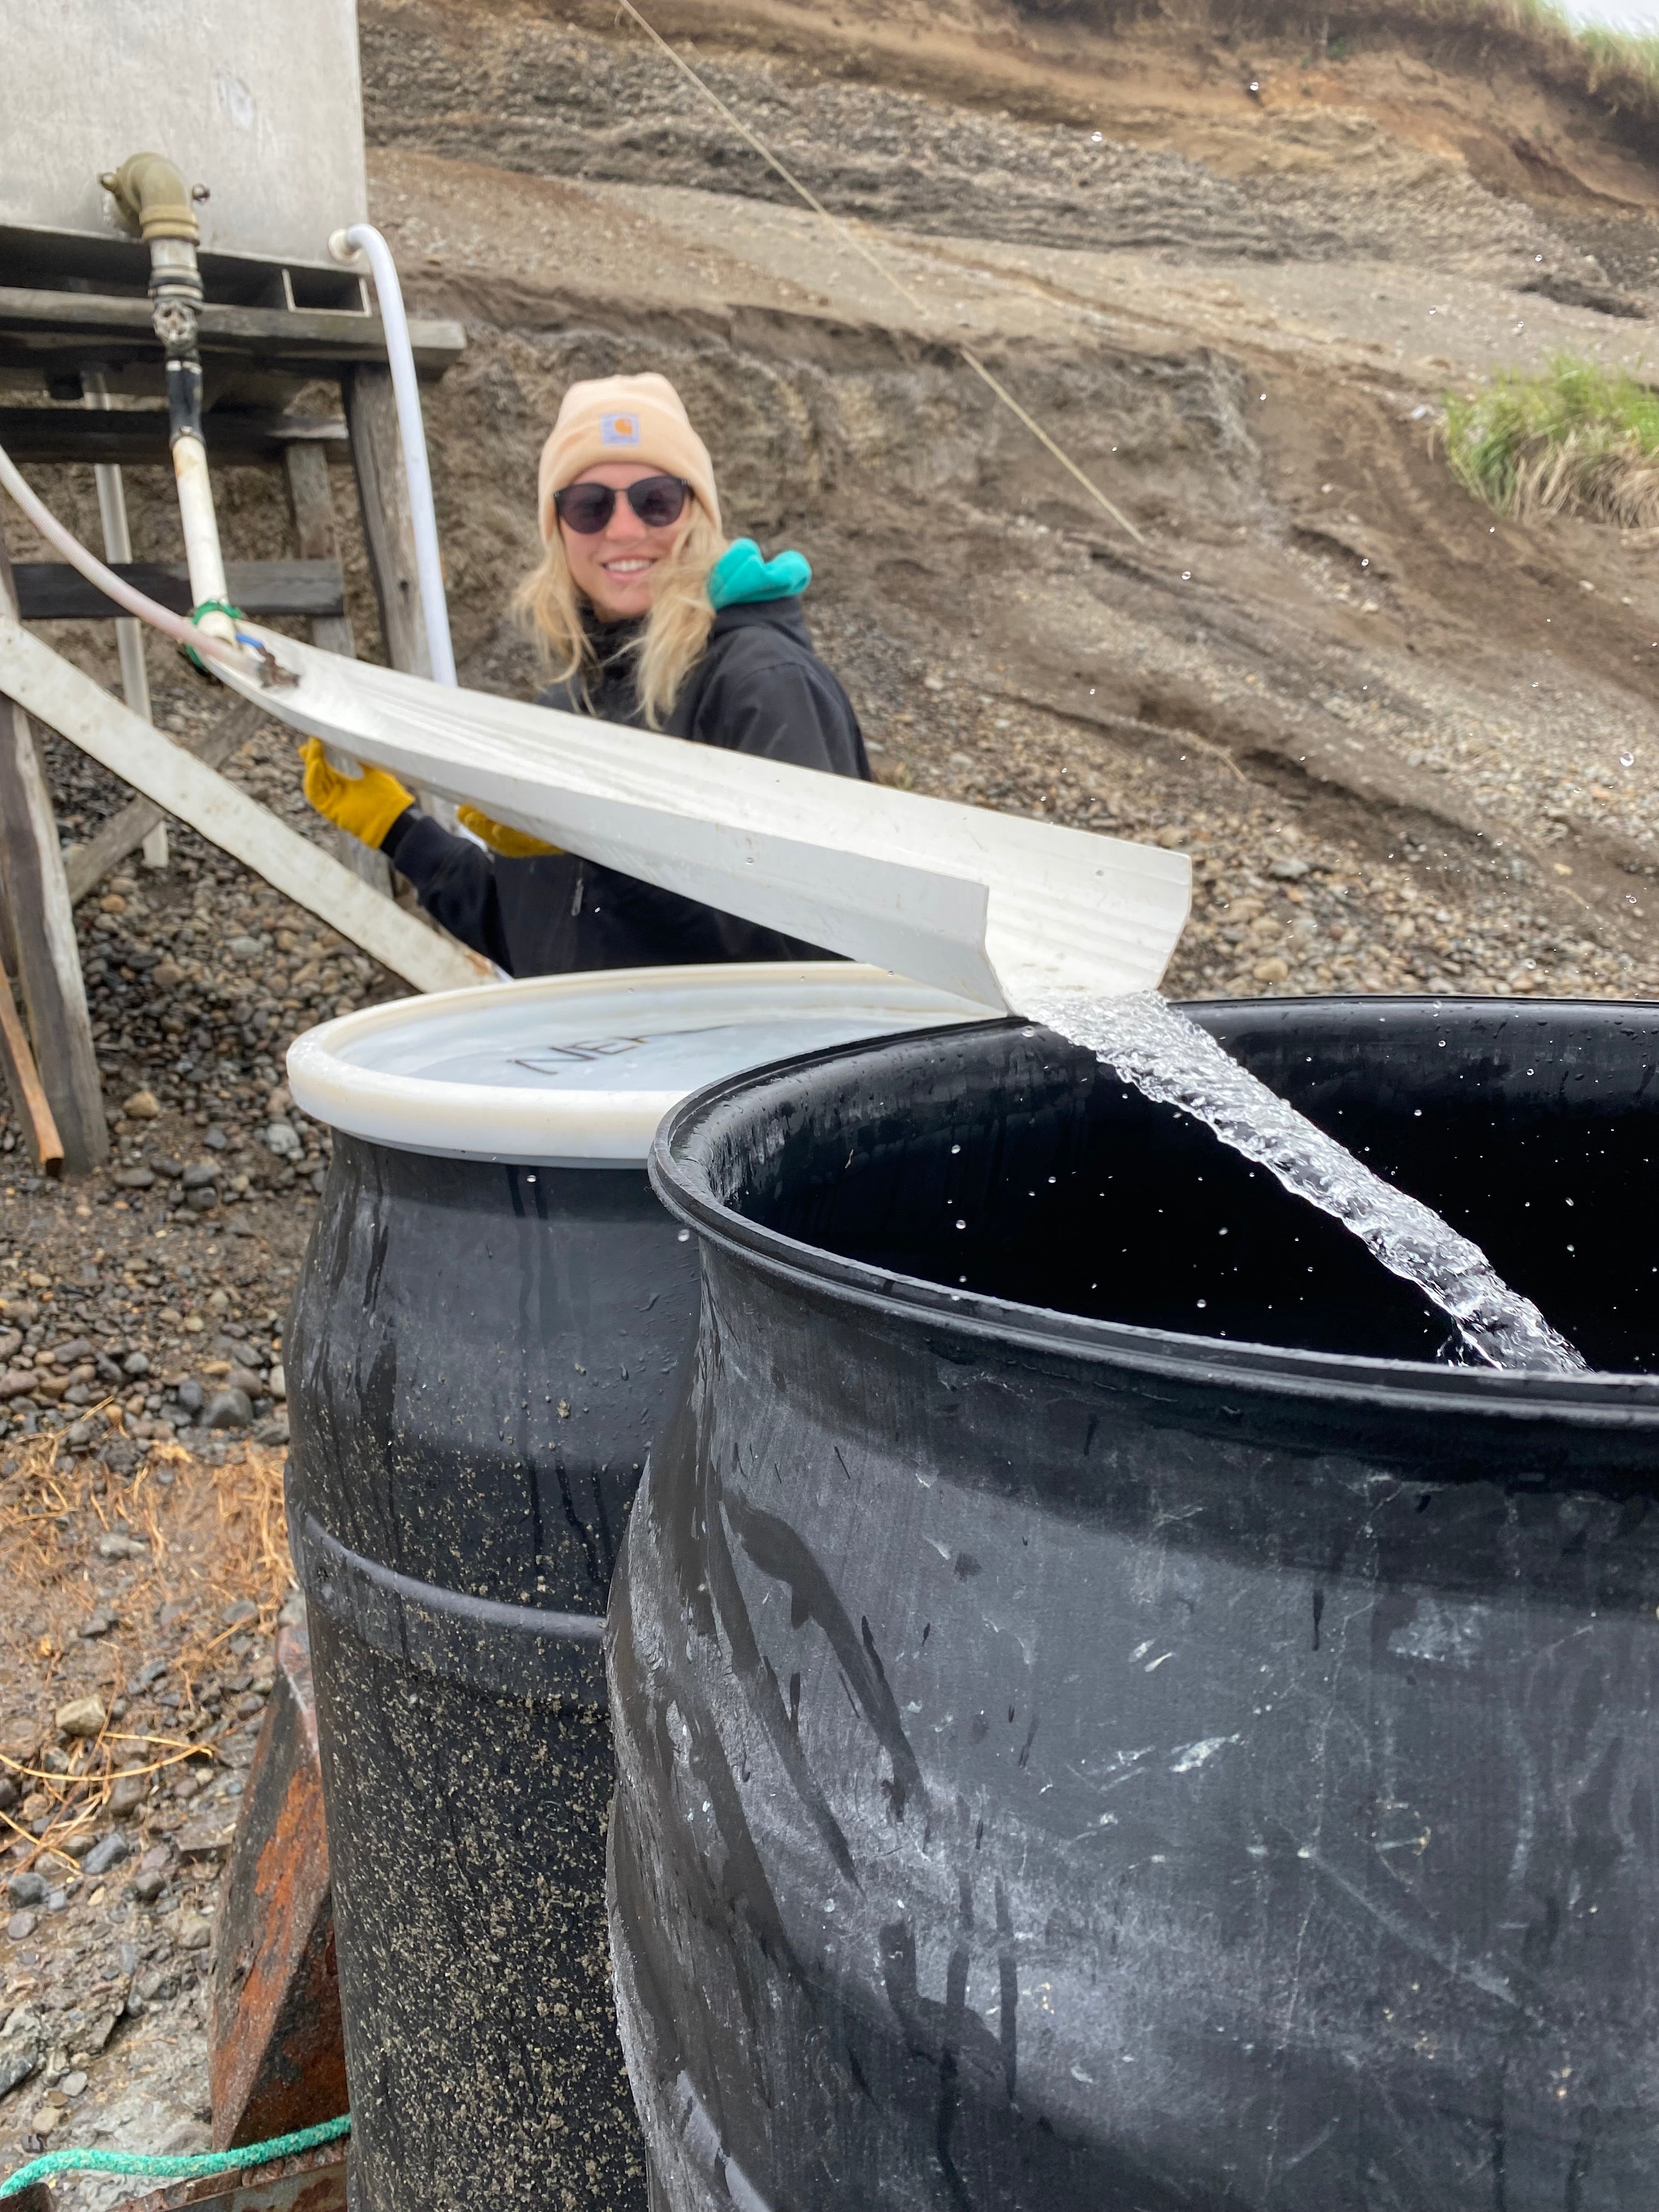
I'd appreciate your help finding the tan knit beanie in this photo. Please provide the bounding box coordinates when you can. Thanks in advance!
[536,373,721,542]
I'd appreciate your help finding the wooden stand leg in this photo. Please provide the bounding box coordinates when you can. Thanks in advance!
[0,959,63,1176]
[345,365,456,830]
[85,373,167,871]
[285,440,392,894]
[0,542,109,1172]
[345,365,429,679]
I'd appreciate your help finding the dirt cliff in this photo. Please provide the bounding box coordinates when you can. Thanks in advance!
[357,0,1659,1002]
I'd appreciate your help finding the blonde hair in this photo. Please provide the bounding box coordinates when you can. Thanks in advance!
[514,500,727,729]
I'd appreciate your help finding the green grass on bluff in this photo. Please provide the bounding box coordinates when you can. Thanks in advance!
[1442,355,1659,529]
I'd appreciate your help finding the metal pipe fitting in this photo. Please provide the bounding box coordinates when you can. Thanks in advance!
[100,153,229,636]
[99,153,199,246]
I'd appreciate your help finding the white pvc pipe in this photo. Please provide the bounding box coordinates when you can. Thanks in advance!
[172,433,234,641]
[329,223,457,689]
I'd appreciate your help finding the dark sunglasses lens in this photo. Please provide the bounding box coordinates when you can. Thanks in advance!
[628,477,690,528]
[557,486,615,534]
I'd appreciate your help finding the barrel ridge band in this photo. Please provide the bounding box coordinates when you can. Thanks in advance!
[294,1510,607,1706]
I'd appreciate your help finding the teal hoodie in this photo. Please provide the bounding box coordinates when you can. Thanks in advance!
[708,537,812,612]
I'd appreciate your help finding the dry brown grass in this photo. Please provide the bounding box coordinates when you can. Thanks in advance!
[0,1431,290,1875]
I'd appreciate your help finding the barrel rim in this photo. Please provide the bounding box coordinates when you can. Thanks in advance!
[285,960,987,1166]
[649,992,1659,1420]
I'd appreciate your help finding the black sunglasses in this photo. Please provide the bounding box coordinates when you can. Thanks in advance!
[553,475,692,535]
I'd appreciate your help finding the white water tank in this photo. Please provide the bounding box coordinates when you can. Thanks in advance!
[0,0,368,287]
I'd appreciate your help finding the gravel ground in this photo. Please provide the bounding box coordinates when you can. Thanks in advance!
[0,684,404,2209]
[0,1437,293,2210]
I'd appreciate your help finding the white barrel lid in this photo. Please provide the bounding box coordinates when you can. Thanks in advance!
[286,961,990,1166]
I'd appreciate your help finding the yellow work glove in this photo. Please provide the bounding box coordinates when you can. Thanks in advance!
[300,740,414,849]
[456,805,562,859]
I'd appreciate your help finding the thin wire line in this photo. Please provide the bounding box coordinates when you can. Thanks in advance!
[611,0,1146,544]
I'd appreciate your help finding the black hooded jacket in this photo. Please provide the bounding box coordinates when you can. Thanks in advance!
[380,597,870,977]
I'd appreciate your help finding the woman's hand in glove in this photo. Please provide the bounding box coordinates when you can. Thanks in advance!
[457,805,562,859]
[300,740,415,849]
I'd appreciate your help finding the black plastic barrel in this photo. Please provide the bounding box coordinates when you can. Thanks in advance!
[283,962,979,2211]
[289,1138,693,2210]
[608,996,1659,2212]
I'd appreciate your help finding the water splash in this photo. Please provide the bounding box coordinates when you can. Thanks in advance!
[1025,990,1585,1375]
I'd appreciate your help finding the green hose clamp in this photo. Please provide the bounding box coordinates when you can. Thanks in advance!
[182,598,251,673]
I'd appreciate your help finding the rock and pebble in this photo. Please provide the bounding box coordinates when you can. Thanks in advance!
[54,1698,106,1740]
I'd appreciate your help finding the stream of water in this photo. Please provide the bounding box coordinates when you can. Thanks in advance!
[1025,990,1585,1375]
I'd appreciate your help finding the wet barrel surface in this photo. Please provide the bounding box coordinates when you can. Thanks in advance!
[608,997,1659,2212]
[290,1135,699,2212]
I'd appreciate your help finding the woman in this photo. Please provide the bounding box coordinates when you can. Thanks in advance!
[301,372,870,975]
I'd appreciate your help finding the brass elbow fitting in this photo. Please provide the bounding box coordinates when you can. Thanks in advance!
[100,153,200,246]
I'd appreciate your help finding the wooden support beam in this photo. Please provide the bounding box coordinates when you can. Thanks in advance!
[0,615,486,996]
[345,365,431,682]
[0,407,348,468]
[285,443,392,895]
[283,449,356,660]
[14,559,345,623]
[345,367,459,832]
[82,370,167,871]
[0,286,465,380]
[63,709,248,907]
[0,541,108,1173]
[211,1623,346,2151]
[0,960,63,1177]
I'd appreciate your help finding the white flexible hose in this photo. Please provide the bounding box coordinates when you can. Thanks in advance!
[0,440,259,676]
[329,223,458,689]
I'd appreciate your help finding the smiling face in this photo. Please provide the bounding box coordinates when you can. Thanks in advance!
[557,462,695,622]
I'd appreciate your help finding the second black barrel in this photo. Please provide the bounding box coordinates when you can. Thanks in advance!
[283,962,980,2212]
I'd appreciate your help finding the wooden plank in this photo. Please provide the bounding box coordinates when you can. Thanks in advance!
[15,559,345,623]
[211,1624,346,2151]
[63,709,249,906]
[0,287,465,376]
[282,449,357,658]
[82,370,167,868]
[284,442,393,896]
[0,615,487,996]
[0,957,63,1176]
[0,408,349,467]
[344,368,460,832]
[345,366,431,680]
[0,541,108,1172]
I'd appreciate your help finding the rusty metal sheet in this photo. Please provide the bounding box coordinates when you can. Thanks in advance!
[208,1623,347,2149]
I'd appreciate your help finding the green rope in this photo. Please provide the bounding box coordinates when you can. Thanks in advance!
[0,2112,349,2198]
[182,598,251,674]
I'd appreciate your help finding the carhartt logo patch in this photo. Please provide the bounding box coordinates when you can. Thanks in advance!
[600,412,641,446]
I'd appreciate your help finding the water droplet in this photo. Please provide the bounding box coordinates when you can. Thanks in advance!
[1621,753,1635,768]
[677,1228,690,1242]
[1195,1299,1207,1310]
[955,1219,967,1230]
[950,1143,961,1154]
